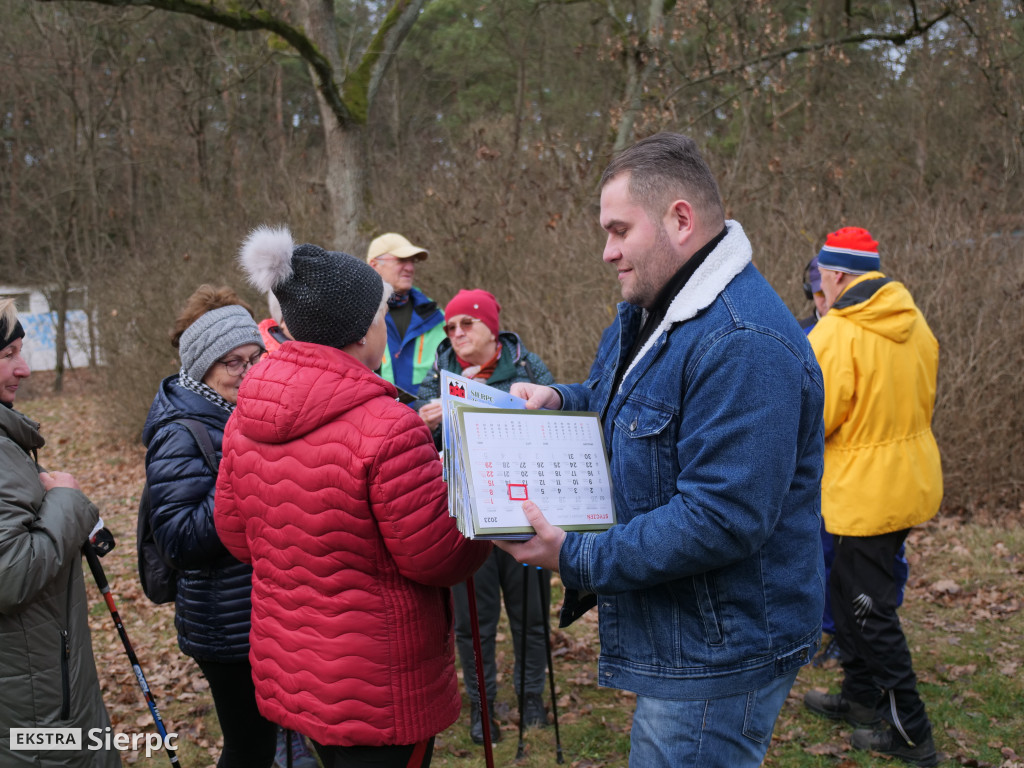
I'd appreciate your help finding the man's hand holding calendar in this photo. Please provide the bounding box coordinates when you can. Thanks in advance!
[498,382,592,569]
[494,500,567,572]
[509,382,563,411]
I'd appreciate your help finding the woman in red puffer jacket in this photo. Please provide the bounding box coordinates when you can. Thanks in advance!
[214,226,491,768]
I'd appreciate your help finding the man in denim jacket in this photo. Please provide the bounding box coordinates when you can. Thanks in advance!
[499,133,825,767]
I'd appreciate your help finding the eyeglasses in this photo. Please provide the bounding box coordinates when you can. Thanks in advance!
[373,254,427,265]
[217,352,263,376]
[443,317,483,336]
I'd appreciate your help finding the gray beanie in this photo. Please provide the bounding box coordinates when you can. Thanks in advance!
[238,226,384,350]
[179,304,265,381]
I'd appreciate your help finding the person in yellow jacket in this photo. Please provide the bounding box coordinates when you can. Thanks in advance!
[803,227,941,768]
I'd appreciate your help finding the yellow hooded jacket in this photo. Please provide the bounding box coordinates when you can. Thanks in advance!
[809,272,942,536]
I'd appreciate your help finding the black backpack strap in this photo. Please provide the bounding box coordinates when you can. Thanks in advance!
[173,418,220,473]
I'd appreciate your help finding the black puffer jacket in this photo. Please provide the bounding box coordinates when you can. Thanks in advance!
[141,375,252,662]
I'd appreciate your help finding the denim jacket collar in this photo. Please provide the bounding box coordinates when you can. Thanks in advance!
[623,219,751,380]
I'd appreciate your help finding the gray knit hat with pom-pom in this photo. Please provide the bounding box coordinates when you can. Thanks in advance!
[238,226,384,350]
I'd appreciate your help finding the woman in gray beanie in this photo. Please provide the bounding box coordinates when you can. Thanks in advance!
[140,285,278,768]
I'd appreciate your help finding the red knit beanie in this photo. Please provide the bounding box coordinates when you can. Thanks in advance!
[817,227,880,275]
[445,289,501,338]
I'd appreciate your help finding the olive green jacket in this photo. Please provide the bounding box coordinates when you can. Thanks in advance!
[0,405,120,767]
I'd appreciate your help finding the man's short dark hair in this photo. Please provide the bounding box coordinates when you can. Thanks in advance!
[600,133,725,223]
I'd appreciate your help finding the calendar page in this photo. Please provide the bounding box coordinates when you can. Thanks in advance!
[453,406,616,539]
[439,370,528,523]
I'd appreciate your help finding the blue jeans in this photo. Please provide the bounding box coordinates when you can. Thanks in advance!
[629,670,799,767]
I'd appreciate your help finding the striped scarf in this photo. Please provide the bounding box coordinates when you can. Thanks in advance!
[177,370,235,414]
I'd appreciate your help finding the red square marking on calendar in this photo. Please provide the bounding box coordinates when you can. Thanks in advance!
[507,483,528,501]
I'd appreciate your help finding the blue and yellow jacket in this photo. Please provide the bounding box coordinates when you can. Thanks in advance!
[378,287,446,394]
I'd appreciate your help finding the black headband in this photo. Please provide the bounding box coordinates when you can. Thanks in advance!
[1,318,25,351]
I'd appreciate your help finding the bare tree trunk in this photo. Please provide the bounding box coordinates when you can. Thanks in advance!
[391,63,402,167]
[196,105,210,192]
[8,103,20,234]
[274,62,288,171]
[613,0,665,153]
[48,283,68,393]
[87,291,98,368]
[914,28,932,192]
[513,54,526,153]
[119,96,139,256]
[616,50,642,153]
[320,115,366,248]
[298,0,365,245]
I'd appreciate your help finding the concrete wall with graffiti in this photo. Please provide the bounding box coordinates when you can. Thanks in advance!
[0,286,96,371]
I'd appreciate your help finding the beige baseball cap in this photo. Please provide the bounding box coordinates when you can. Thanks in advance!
[366,232,429,263]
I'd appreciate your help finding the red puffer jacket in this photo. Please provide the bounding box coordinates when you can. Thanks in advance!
[214,341,490,747]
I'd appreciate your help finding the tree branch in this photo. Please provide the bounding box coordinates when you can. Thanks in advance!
[362,0,428,113]
[34,0,355,126]
[664,4,960,105]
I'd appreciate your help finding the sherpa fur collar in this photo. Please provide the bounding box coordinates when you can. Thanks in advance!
[623,219,751,379]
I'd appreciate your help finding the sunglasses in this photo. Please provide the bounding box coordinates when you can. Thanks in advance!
[443,317,483,336]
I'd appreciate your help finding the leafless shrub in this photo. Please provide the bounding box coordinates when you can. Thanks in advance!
[368,129,615,384]
[743,189,1024,514]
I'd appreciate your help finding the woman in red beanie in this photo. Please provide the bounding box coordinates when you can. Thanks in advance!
[414,288,557,744]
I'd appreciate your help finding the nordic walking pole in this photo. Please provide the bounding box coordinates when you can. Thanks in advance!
[515,564,530,759]
[466,575,496,768]
[83,542,181,767]
[538,566,563,763]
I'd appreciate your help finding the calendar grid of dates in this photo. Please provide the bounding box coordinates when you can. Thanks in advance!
[457,408,616,538]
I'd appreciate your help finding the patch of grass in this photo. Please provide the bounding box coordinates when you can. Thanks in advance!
[772,520,1024,768]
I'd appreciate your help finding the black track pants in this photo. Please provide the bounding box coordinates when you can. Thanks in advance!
[831,529,932,745]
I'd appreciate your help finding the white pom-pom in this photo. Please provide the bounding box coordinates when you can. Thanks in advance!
[238,225,294,293]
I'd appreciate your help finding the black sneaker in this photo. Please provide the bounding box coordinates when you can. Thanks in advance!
[803,690,881,728]
[469,701,501,745]
[520,693,548,728]
[851,724,939,767]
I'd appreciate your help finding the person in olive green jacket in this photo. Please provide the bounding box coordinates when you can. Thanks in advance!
[0,299,120,768]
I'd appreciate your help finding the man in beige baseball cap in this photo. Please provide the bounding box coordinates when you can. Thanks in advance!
[366,232,446,395]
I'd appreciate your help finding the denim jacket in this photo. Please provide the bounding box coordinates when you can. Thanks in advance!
[555,220,825,699]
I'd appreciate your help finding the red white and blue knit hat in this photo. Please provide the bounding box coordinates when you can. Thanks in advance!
[817,227,880,275]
